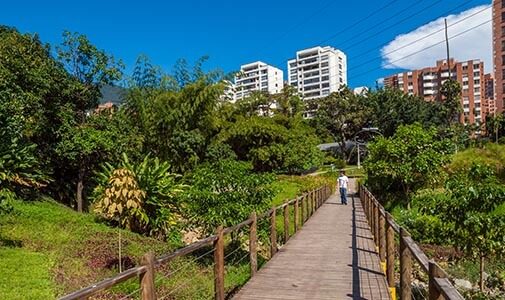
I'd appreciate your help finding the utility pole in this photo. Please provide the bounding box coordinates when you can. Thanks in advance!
[445,18,451,78]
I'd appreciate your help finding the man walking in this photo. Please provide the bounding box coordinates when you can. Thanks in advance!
[338,170,349,205]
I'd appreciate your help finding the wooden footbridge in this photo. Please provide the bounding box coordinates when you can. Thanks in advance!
[61,181,464,300]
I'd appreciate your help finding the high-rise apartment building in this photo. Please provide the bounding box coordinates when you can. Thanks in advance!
[384,59,486,125]
[287,46,347,100]
[492,0,505,113]
[234,61,283,101]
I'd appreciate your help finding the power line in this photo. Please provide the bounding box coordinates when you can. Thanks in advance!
[347,3,489,72]
[317,0,399,45]
[343,0,445,52]
[348,18,492,81]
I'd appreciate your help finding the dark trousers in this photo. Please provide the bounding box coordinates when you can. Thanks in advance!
[340,187,347,204]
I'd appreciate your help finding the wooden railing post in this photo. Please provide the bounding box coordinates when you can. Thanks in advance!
[400,227,412,300]
[429,261,445,300]
[139,252,156,300]
[270,207,277,257]
[374,199,380,246]
[370,199,375,241]
[214,226,225,300]
[386,213,395,291]
[249,212,257,276]
[294,198,299,232]
[301,194,305,224]
[379,210,386,264]
[283,203,290,243]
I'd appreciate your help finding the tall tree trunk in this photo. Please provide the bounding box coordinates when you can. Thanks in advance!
[479,254,485,291]
[76,166,85,212]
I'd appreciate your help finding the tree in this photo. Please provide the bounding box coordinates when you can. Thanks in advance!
[313,86,369,160]
[0,26,77,200]
[439,79,463,126]
[218,116,323,173]
[57,31,124,120]
[365,123,452,207]
[444,164,505,291]
[55,31,124,211]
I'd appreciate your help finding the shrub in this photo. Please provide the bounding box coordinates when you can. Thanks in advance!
[393,207,452,245]
[184,159,275,234]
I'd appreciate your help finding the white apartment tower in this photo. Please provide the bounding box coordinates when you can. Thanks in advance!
[287,46,347,100]
[234,61,284,100]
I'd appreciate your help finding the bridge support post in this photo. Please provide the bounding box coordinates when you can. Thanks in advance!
[283,203,290,243]
[400,227,412,300]
[386,213,395,290]
[249,212,257,276]
[139,252,156,300]
[429,261,445,300]
[294,198,299,232]
[270,207,277,257]
[214,226,225,300]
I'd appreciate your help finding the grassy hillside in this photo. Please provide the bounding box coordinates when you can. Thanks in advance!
[0,197,174,299]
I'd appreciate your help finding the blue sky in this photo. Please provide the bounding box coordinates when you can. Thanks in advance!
[0,0,492,88]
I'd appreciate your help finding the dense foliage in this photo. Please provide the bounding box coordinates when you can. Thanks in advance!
[365,123,452,207]
[184,160,275,234]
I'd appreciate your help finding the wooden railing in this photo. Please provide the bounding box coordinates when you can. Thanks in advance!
[59,185,333,300]
[359,185,465,300]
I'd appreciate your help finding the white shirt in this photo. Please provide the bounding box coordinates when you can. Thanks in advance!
[338,175,349,189]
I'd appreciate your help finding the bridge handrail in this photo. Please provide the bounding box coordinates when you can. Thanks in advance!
[59,184,333,300]
[359,185,465,300]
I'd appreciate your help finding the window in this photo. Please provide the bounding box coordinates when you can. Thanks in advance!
[502,40,505,51]
[321,55,329,61]
[321,75,329,81]
[502,11,505,22]
[474,79,480,85]
[261,75,267,80]
[502,68,505,80]
[322,68,329,75]
[408,82,413,86]
[474,71,480,77]
[502,26,505,37]
[321,62,329,67]
[502,0,505,8]
[473,64,480,70]
[474,87,480,93]
[322,82,329,88]
[462,65,468,71]
[340,78,343,83]
[339,64,342,69]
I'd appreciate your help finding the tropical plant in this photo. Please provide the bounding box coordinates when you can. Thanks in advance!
[93,168,146,231]
[92,154,185,239]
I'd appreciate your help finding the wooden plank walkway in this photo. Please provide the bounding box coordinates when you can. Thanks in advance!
[233,180,390,300]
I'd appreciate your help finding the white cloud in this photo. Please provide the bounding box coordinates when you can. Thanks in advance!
[381,5,492,72]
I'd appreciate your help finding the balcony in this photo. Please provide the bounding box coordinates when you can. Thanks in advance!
[424,89,435,95]
[423,82,437,88]
[423,74,436,80]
